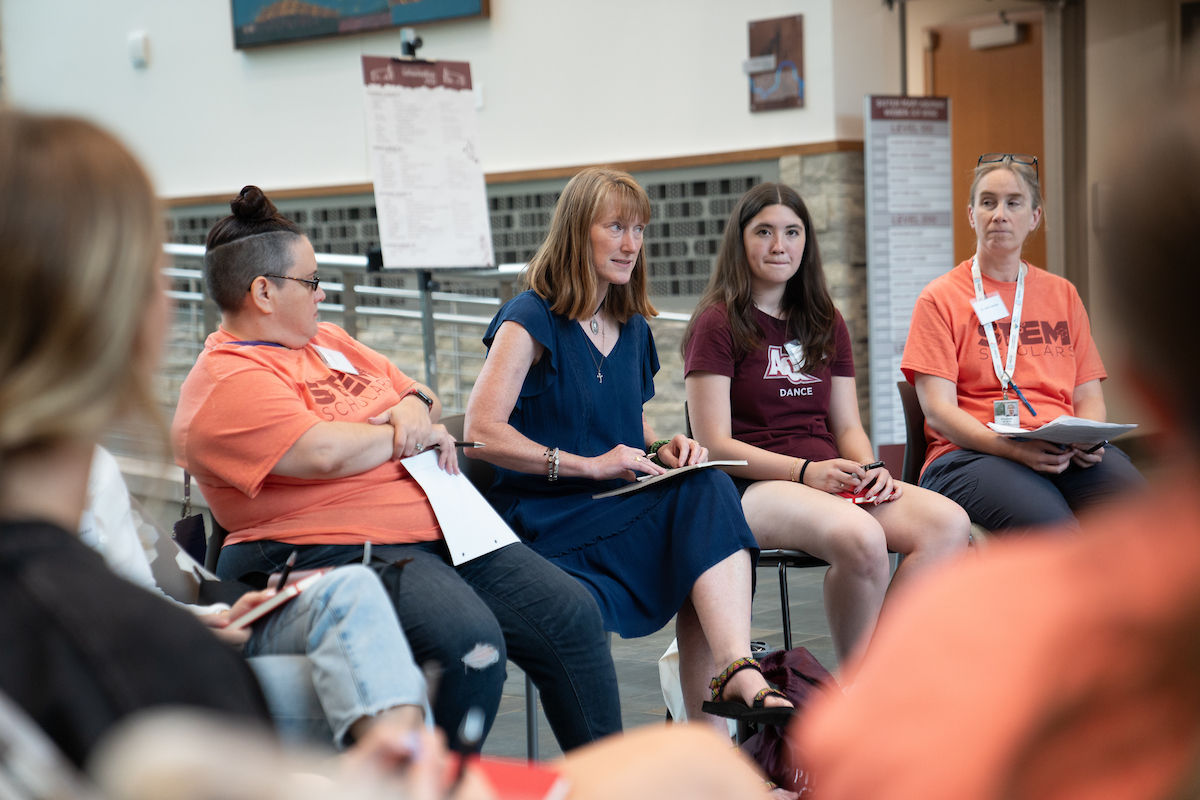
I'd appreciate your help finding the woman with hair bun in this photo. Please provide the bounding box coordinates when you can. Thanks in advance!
[175,185,623,754]
[683,182,969,665]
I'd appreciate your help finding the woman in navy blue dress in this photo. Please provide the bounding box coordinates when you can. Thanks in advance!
[466,167,792,731]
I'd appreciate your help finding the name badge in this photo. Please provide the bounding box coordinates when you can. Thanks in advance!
[313,345,360,375]
[993,399,1020,429]
[784,339,805,371]
[971,293,1010,326]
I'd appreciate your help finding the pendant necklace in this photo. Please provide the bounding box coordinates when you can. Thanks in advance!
[589,299,603,335]
[586,313,607,383]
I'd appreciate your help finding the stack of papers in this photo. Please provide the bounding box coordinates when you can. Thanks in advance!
[986,415,1136,445]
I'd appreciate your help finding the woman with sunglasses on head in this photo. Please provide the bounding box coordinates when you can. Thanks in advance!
[902,154,1143,534]
[683,182,970,665]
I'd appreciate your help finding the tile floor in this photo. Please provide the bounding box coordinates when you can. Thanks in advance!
[481,563,838,760]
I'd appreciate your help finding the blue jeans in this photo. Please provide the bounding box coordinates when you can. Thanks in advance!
[920,445,1146,534]
[219,540,621,752]
[242,565,429,747]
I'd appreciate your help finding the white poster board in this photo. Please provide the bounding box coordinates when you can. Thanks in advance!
[864,96,953,446]
[362,56,494,269]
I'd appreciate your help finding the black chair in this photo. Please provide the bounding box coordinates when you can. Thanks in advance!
[896,380,989,547]
[896,380,928,486]
[683,402,829,651]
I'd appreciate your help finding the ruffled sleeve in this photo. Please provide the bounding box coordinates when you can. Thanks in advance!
[640,317,660,406]
[483,290,560,405]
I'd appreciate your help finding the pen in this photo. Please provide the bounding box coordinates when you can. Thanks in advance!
[274,550,297,591]
[1083,440,1108,454]
[1002,374,1038,417]
[861,460,886,472]
[434,441,486,449]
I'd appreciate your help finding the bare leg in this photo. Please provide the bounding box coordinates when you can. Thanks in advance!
[676,596,716,724]
[864,482,969,598]
[682,549,792,733]
[741,482,891,664]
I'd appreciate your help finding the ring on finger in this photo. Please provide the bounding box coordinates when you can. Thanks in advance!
[635,456,642,462]
[414,443,425,452]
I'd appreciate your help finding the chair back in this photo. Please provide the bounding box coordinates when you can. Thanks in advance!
[441,413,497,495]
[205,514,230,573]
[897,380,928,485]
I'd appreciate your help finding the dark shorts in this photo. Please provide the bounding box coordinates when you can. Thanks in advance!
[919,445,1146,535]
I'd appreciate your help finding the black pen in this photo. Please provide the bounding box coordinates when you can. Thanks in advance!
[1083,440,1108,454]
[274,550,297,591]
[434,441,486,449]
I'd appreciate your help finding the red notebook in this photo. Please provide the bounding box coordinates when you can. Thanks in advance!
[452,756,570,800]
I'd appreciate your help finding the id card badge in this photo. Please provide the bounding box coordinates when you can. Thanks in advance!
[993,399,1020,428]
[971,293,1010,326]
[784,340,805,371]
[313,345,360,375]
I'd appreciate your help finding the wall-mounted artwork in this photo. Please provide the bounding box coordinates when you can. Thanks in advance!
[231,0,489,49]
[748,15,804,113]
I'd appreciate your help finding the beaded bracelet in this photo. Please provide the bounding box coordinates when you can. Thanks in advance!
[648,438,672,467]
[545,446,560,482]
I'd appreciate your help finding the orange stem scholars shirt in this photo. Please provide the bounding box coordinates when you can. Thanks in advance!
[901,260,1106,477]
[172,323,441,547]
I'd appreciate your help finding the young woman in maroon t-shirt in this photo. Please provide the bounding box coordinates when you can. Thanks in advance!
[683,182,970,664]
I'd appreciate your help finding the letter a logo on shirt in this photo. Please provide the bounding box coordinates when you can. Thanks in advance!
[763,345,821,385]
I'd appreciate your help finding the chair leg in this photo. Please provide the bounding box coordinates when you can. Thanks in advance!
[778,561,792,651]
[525,673,539,762]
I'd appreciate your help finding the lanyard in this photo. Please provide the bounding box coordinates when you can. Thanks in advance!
[971,256,1026,397]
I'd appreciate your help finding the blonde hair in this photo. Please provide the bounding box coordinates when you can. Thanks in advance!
[522,167,657,322]
[969,159,1044,234]
[0,112,164,463]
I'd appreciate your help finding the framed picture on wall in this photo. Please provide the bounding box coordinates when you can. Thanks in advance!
[748,14,804,112]
[231,0,489,49]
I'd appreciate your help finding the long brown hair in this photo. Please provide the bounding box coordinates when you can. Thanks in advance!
[684,182,836,370]
[0,112,163,464]
[522,167,656,323]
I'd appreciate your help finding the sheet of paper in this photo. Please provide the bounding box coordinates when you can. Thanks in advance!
[592,460,748,500]
[362,57,494,269]
[402,450,520,566]
[986,415,1137,445]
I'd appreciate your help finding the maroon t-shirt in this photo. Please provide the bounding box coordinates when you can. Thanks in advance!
[684,304,855,462]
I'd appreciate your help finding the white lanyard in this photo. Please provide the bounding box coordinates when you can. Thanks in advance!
[971,256,1026,396]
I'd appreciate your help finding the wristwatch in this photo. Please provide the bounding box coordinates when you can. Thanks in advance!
[402,388,434,410]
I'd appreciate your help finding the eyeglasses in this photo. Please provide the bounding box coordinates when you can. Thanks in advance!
[978,153,1038,179]
[259,274,320,292]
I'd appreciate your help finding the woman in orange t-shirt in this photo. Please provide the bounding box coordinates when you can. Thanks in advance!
[901,155,1143,533]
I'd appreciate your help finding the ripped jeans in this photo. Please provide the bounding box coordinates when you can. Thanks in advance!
[217,540,621,752]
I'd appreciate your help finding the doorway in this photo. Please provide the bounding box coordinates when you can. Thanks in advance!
[926,11,1045,269]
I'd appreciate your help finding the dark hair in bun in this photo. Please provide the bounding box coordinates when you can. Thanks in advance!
[206,185,303,250]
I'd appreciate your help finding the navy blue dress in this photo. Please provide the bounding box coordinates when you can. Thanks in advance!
[482,291,758,638]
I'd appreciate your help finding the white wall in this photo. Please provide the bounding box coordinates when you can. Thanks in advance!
[832,0,903,137]
[0,0,893,199]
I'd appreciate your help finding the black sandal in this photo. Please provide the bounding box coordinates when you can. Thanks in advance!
[700,657,795,728]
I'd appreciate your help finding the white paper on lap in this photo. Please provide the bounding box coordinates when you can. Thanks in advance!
[986,415,1137,446]
[401,450,520,566]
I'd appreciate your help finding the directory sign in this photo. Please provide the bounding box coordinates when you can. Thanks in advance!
[864,96,953,446]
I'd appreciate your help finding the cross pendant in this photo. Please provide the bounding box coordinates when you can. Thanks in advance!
[597,370,603,383]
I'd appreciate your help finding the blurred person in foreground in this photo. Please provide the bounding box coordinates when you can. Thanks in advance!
[0,111,270,766]
[797,92,1200,799]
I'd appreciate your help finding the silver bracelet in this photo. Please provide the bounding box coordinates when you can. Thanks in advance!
[545,446,560,482]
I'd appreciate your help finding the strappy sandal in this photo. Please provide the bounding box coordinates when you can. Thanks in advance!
[700,657,796,728]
